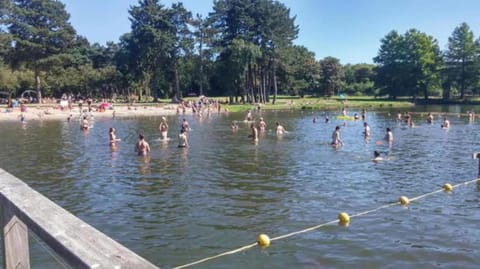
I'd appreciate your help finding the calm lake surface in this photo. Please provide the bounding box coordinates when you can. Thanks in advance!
[1,106,480,269]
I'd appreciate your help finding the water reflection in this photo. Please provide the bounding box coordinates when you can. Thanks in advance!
[138,155,151,174]
[178,147,188,168]
[0,108,479,268]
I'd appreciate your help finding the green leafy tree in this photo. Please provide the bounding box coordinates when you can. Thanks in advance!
[374,29,441,99]
[343,63,377,96]
[403,29,442,99]
[4,0,76,102]
[445,22,477,99]
[167,3,194,99]
[191,14,216,96]
[209,0,298,103]
[374,30,408,99]
[278,45,319,96]
[127,0,173,100]
[318,57,344,97]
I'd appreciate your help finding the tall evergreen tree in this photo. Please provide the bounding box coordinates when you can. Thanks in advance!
[209,0,298,103]
[4,0,76,102]
[127,0,173,100]
[445,22,477,99]
[374,31,408,99]
[167,3,193,99]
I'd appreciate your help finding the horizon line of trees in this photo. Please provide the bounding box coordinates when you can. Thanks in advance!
[0,0,479,103]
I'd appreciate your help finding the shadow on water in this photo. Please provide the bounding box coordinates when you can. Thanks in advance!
[0,107,479,268]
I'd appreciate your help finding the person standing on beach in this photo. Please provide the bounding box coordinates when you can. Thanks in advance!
[87,97,92,112]
[159,117,169,140]
[135,134,151,156]
[78,98,83,112]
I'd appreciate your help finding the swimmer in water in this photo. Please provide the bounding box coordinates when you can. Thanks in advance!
[109,127,121,146]
[469,111,475,121]
[276,122,287,135]
[181,118,190,131]
[178,128,189,148]
[441,117,450,128]
[246,110,253,121]
[363,122,371,138]
[331,126,343,146]
[258,117,267,131]
[81,116,89,131]
[385,127,393,143]
[231,121,239,130]
[426,113,434,124]
[159,117,168,140]
[361,109,366,121]
[249,123,259,142]
[373,150,383,162]
[135,134,151,156]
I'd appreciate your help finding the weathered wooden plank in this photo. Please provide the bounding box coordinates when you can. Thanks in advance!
[2,212,30,269]
[0,169,159,269]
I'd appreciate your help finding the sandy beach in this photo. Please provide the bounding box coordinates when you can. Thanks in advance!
[0,103,183,122]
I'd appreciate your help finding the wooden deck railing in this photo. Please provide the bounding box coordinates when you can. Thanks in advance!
[0,168,159,269]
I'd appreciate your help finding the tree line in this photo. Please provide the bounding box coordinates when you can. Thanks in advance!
[0,0,479,103]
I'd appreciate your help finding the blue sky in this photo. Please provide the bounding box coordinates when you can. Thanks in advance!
[60,0,480,64]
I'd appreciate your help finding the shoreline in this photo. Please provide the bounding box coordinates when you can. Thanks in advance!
[0,103,183,122]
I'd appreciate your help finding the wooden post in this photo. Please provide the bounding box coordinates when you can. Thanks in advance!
[2,206,30,269]
[0,169,158,268]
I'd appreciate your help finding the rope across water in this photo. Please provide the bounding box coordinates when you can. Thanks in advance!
[173,178,479,269]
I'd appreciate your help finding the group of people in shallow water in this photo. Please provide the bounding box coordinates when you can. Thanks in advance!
[321,108,457,160]
[232,110,289,142]
[75,105,466,160]
[105,116,190,156]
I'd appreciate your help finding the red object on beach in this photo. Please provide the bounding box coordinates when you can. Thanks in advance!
[99,102,110,109]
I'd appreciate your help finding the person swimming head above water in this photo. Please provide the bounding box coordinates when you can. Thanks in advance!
[373,150,384,162]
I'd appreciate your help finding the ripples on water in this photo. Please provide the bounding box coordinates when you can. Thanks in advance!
[0,109,479,269]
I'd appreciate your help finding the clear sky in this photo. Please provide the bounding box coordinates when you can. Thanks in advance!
[60,0,480,64]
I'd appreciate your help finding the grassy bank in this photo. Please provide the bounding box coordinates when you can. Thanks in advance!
[19,96,415,113]
[222,96,415,112]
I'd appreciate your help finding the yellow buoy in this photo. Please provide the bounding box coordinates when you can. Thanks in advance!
[443,183,453,192]
[257,234,270,248]
[338,212,350,225]
[399,196,409,205]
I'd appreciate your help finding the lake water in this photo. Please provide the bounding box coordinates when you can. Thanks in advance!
[0,106,479,269]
